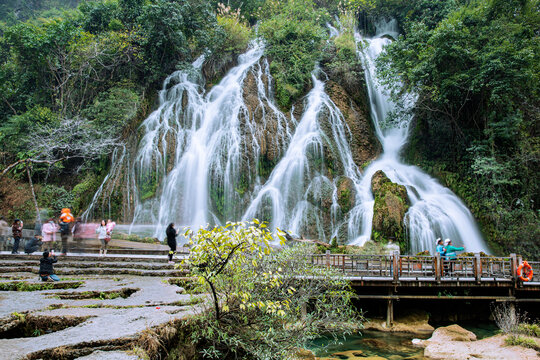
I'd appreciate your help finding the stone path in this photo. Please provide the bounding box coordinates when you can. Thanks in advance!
[0,253,200,360]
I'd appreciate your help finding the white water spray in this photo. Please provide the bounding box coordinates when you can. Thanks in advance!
[352,20,489,253]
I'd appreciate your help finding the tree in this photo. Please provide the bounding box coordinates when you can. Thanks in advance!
[183,220,360,359]
[0,117,120,221]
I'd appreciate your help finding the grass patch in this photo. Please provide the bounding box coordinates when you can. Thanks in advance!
[517,323,540,338]
[506,334,540,351]
[47,288,139,300]
[0,281,84,291]
[167,277,206,295]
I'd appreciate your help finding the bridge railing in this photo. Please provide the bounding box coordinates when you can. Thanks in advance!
[308,252,524,281]
[310,253,394,277]
[480,257,513,278]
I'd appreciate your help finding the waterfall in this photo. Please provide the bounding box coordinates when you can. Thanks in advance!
[125,41,290,237]
[86,25,489,254]
[352,20,489,253]
[243,71,362,240]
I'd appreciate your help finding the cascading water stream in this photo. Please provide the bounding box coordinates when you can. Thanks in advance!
[243,71,363,240]
[126,41,291,237]
[351,20,489,253]
[86,25,489,253]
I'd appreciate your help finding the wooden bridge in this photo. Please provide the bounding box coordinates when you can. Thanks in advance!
[309,252,540,326]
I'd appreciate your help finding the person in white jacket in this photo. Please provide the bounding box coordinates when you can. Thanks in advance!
[96,220,108,256]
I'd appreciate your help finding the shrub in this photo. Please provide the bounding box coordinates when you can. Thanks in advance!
[182,220,361,359]
[259,0,330,109]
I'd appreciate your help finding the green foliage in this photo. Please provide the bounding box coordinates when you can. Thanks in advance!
[505,334,540,351]
[82,85,140,131]
[138,0,220,83]
[321,10,365,104]
[216,8,252,53]
[517,323,540,338]
[37,184,75,215]
[183,221,360,359]
[259,0,330,109]
[0,281,83,291]
[71,173,101,215]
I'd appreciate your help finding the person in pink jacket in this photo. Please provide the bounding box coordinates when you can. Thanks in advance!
[41,218,59,251]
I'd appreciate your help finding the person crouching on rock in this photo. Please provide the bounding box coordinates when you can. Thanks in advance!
[39,250,60,281]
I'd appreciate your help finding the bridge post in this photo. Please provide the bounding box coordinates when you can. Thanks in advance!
[510,254,518,283]
[326,250,331,269]
[474,253,482,284]
[386,298,393,328]
[393,251,399,283]
[435,254,439,280]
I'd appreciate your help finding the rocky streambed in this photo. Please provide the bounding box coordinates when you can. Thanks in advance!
[305,313,540,360]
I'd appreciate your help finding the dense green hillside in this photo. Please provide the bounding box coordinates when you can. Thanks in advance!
[0,0,537,258]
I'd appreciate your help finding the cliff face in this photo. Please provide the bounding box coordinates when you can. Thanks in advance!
[84,51,384,243]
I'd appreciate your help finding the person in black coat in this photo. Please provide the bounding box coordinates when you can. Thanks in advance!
[39,251,60,281]
[166,223,178,264]
[24,236,42,254]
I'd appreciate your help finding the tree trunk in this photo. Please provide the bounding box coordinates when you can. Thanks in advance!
[26,164,41,223]
[206,278,220,321]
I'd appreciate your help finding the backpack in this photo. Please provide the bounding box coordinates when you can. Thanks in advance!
[59,221,70,235]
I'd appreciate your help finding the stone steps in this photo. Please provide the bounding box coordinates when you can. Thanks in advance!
[0,253,186,263]
[0,260,189,270]
[0,252,191,277]
[0,266,188,277]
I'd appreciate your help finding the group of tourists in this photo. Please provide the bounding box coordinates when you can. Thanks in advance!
[0,210,117,257]
[435,238,465,275]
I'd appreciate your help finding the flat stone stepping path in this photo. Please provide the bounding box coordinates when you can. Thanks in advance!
[0,253,200,359]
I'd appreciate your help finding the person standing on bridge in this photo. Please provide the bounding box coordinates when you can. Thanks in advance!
[444,239,464,276]
[166,223,178,264]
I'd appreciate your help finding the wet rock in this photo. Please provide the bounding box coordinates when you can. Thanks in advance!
[337,176,356,215]
[325,81,381,167]
[329,350,364,359]
[425,324,477,343]
[364,311,434,336]
[420,332,538,360]
[292,347,316,359]
[371,171,409,244]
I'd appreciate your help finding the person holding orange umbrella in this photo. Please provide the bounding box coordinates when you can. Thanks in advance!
[59,208,74,255]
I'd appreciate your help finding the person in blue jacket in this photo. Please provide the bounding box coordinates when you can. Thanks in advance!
[444,239,464,276]
[436,238,445,256]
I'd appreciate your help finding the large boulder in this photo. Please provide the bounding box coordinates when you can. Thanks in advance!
[416,328,538,360]
[364,310,434,336]
[427,324,477,343]
[371,171,409,244]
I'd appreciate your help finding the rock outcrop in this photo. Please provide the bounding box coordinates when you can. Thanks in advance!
[371,171,409,245]
[415,325,539,360]
[325,81,381,167]
[364,310,434,336]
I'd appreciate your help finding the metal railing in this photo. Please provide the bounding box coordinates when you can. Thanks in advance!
[306,252,532,282]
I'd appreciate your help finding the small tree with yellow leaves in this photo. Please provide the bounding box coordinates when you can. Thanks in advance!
[182,220,360,359]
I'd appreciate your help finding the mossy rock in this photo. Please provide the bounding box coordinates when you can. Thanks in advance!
[371,170,409,245]
[337,176,356,214]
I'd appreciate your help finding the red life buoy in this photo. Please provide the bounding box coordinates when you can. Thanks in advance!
[517,261,533,282]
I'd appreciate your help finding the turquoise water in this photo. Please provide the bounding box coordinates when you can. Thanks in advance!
[310,330,427,359]
[310,322,499,359]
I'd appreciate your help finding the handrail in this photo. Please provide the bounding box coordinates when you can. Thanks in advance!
[307,251,519,281]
